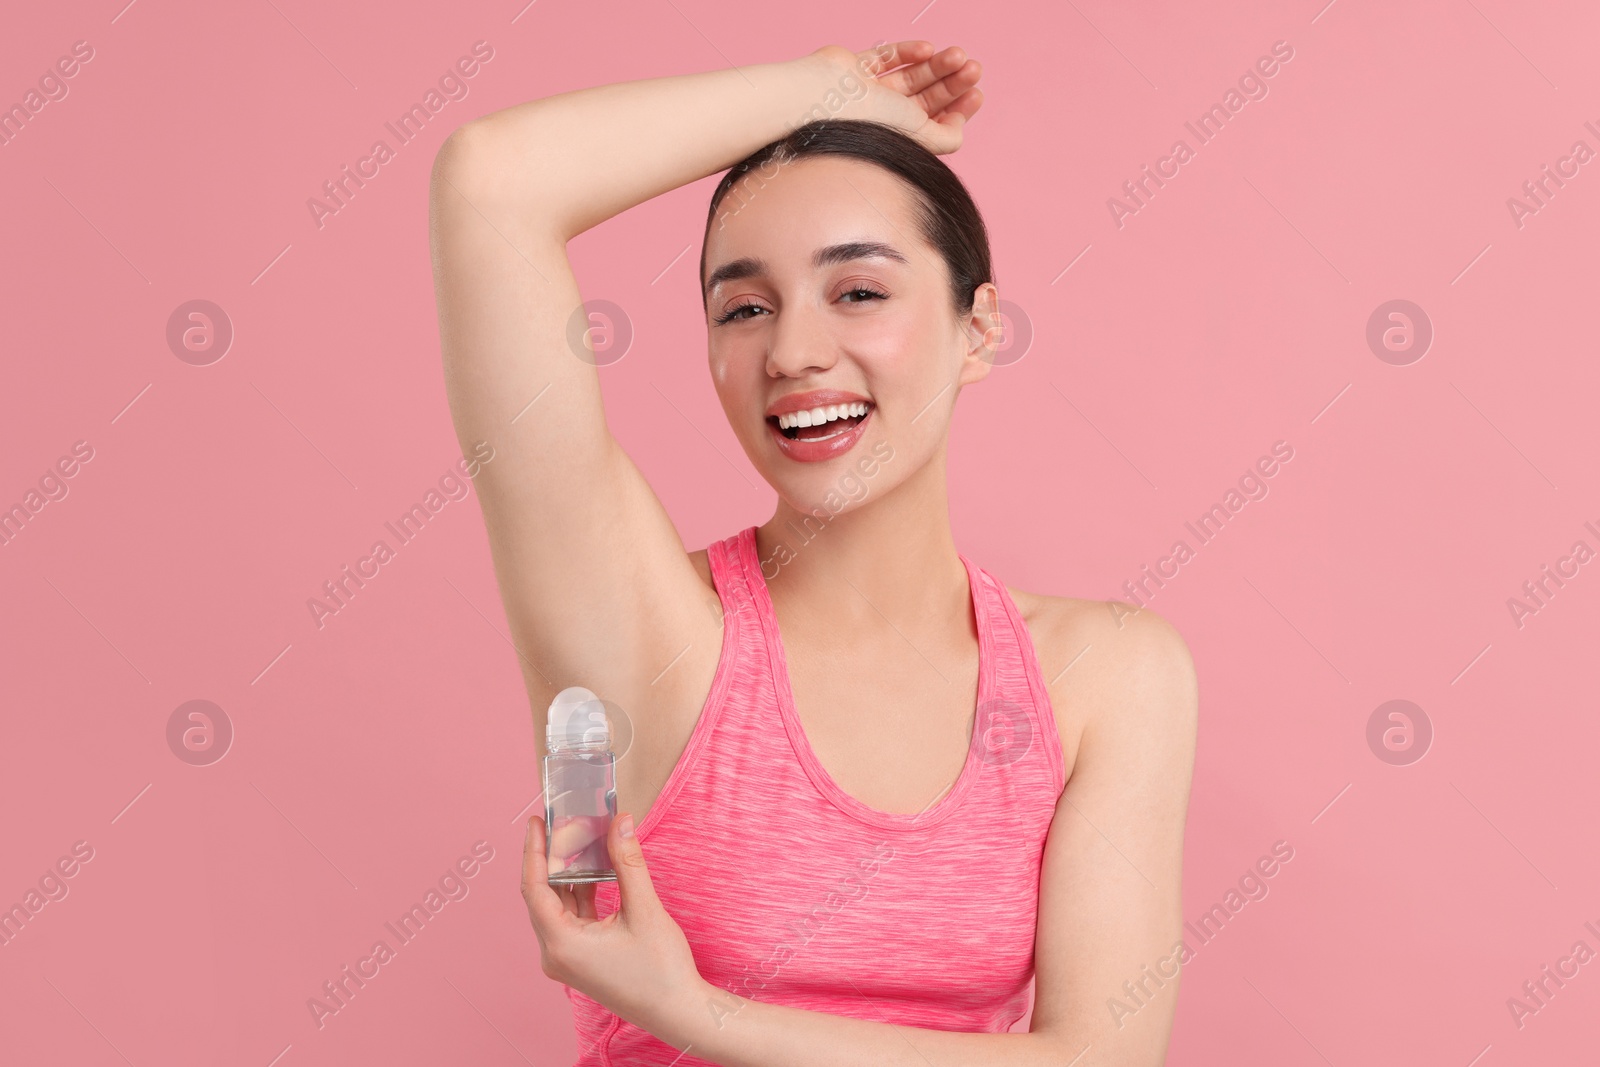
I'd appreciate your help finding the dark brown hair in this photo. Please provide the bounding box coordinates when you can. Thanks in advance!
[700,119,993,319]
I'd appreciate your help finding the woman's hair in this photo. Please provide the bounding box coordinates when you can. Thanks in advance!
[700,119,993,320]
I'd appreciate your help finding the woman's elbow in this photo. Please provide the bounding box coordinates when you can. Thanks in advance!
[431,121,495,200]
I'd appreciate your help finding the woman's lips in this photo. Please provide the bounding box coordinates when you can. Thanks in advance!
[767,407,873,463]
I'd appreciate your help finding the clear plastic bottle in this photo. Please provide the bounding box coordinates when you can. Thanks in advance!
[542,687,617,885]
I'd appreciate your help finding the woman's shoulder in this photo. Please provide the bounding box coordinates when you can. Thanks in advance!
[1005,586,1197,747]
[1006,587,1191,664]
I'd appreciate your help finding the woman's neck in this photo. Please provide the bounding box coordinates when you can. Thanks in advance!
[755,447,970,637]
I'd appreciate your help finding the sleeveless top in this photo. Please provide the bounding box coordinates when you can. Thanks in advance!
[567,526,1067,1065]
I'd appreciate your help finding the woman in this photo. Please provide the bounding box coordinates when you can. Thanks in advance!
[429,39,1197,1066]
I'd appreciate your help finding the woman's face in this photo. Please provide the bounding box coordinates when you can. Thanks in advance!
[702,155,997,516]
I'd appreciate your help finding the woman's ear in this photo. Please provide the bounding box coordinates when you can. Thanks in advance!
[959,282,1002,385]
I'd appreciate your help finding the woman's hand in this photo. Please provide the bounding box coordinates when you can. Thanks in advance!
[810,40,985,155]
[522,812,708,1038]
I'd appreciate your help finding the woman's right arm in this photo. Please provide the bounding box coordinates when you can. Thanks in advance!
[426,42,976,711]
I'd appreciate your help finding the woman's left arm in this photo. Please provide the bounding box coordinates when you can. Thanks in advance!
[1022,604,1199,1064]
[524,605,1198,1066]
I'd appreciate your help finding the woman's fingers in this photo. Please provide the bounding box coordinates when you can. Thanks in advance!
[937,85,984,124]
[916,56,982,118]
[548,814,606,865]
[527,815,604,927]
[847,40,984,147]
[555,882,583,918]
[574,882,598,920]
[912,90,981,155]
[607,812,670,931]
[858,39,933,79]
[874,44,974,100]
[552,880,598,919]
[926,82,985,151]
[902,46,973,100]
[521,815,568,929]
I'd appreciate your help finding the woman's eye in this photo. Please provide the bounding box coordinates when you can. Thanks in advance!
[716,288,885,324]
[714,302,765,325]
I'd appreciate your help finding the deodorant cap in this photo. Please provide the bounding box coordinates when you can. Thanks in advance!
[546,686,610,748]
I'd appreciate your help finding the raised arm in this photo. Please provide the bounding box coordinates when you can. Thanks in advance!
[427,41,973,720]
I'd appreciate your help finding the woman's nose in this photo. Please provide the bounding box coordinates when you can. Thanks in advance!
[765,307,838,377]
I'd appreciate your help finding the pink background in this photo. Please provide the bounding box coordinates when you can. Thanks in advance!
[2,1,1596,1064]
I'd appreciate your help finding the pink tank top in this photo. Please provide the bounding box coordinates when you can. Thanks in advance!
[568,526,1067,1064]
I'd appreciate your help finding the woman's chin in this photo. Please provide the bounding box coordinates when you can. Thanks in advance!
[756,454,901,529]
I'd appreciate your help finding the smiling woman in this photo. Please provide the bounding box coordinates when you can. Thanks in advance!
[428,38,1196,1067]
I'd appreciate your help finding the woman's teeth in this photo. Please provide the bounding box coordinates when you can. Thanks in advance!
[775,402,870,431]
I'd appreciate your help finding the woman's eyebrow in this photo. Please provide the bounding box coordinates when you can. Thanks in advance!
[705,241,908,292]
[813,240,908,270]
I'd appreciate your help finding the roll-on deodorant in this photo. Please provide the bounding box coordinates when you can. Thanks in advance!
[543,687,617,885]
